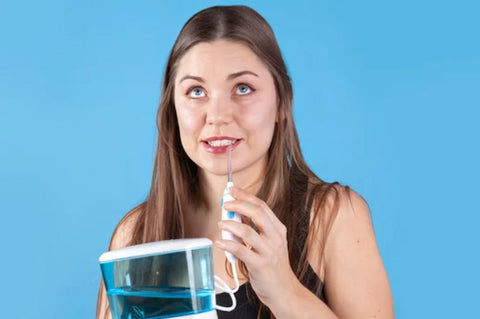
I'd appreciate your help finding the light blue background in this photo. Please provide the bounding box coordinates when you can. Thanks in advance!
[1,0,478,318]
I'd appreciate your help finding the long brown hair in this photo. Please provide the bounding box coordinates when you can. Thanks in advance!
[97,5,348,319]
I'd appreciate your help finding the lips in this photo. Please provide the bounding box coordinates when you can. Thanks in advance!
[201,136,242,153]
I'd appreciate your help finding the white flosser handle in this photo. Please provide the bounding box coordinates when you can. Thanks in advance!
[221,181,242,263]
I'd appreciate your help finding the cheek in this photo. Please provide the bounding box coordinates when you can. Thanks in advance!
[175,99,202,133]
[175,109,204,152]
[239,95,277,131]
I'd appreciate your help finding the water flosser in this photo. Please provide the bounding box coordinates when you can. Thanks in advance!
[215,146,240,300]
[221,146,242,264]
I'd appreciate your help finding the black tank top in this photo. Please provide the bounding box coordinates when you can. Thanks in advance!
[216,178,326,318]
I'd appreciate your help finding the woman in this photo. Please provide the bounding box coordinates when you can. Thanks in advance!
[97,5,394,319]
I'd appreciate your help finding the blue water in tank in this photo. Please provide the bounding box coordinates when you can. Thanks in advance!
[100,240,215,319]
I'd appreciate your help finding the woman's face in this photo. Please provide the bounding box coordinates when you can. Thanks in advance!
[173,40,278,180]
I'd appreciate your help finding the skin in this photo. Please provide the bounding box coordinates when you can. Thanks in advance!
[173,40,394,318]
[99,40,394,319]
[174,40,278,192]
[173,39,281,293]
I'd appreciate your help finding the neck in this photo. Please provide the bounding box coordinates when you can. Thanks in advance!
[199,161,266,215]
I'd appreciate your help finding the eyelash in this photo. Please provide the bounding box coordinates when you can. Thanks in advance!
[185,83,256,98]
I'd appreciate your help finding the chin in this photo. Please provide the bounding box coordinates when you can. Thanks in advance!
[203,164,230,177]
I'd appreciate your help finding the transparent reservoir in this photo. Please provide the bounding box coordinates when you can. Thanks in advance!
[100,239,215,319]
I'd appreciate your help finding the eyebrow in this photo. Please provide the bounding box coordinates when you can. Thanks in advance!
[178,70,259,84]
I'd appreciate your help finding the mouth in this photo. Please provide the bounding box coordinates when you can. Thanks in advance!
[205,139,238,147]
[201,137,242,153]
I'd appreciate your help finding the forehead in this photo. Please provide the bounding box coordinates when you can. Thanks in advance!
[175,40,270,83]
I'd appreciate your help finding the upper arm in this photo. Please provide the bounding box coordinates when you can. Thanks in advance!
[311,187,394,318]
[96,206,142,319]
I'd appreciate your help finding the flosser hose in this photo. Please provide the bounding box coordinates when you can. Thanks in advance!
[214,146,241,311]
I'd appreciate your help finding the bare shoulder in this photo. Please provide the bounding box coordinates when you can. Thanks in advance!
[323,185,373,242]
[308,183,373,249]
[309,183,394,318]
[306,183,354,273]
[108,203,145,250]
[316,185,377,262]
[310,182,367,219]
[307,183,364,244]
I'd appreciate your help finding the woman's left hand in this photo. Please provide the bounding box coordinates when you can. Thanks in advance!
[216,186,301,308]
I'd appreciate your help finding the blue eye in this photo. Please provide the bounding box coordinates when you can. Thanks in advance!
[188,87,206,98]
[236,84,254,95]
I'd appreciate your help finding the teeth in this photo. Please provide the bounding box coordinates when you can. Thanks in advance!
[207,139,236,147]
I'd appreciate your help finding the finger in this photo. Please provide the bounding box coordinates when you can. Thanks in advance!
[223,200,273,234]
[215,239,261,266]
[218,220,269,255]
[230,187,279,224]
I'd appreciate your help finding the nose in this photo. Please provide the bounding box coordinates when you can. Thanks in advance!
[206,93,234,126]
